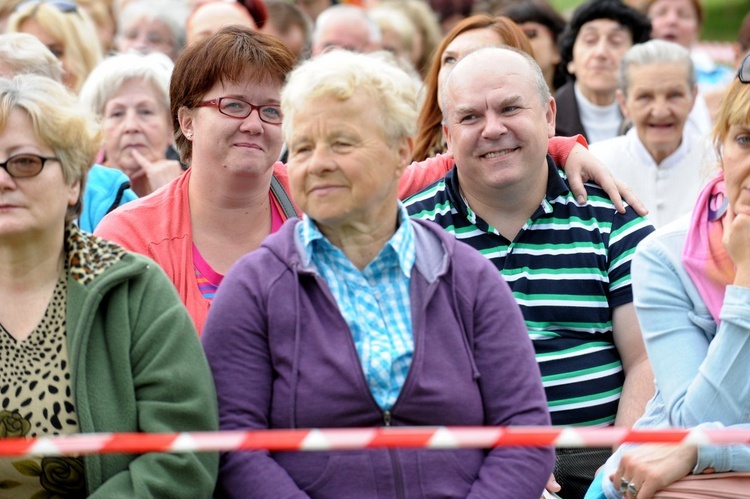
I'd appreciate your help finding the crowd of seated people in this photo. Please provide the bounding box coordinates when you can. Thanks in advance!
[1,1,747,498]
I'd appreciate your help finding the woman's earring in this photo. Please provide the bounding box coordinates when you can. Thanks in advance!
[185,131,194,139]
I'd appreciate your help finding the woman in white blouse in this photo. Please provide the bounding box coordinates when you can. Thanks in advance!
[590,39,715,228]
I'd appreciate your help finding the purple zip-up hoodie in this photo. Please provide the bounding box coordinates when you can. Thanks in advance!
[202,218,553,498]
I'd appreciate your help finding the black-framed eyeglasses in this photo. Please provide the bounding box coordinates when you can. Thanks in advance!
[738,52,750,84]
[194,97,283,125]
[15,0,78,14]
[0,154,60,178]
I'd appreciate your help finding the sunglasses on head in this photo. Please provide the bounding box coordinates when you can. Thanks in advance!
[738,52,750,84]
[15,0,78,14]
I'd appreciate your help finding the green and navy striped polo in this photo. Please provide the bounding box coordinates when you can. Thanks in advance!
[404,158,655,427]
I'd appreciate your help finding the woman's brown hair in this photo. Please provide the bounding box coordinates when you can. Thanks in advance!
[170,25,295,165]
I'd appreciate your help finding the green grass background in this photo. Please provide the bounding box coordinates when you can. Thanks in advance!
[549,0,750,42]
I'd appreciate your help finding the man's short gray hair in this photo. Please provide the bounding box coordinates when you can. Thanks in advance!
[117,0,188,58]
[313,5,382,46]
[441,45,551,121]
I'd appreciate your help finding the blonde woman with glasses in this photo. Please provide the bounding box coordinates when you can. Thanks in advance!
[0,74,217,497]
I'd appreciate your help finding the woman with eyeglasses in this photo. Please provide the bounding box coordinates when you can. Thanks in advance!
[95,26,299,335]
[584,56,750,499]
[7,0,102,93]
[0,74,218,497]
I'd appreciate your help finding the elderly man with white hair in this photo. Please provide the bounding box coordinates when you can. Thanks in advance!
[311,4,381,56]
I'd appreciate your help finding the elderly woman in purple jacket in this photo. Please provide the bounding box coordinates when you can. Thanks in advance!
[201,50,553,498]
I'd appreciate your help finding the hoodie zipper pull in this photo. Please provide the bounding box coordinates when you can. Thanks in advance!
[383,410,392,427]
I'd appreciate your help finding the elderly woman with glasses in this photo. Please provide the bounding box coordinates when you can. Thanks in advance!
[0,74,217,497]
[95,26,299,335]
[584,55,750,499]
[201,49,554,499]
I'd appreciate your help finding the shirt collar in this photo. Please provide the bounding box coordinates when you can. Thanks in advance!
[298,202,415,277]
[447,156,568,225]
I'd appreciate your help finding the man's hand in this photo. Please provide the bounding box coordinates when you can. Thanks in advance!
[565,143,648,216]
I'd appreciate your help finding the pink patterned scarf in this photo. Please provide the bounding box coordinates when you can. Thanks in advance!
[682,172,735,324]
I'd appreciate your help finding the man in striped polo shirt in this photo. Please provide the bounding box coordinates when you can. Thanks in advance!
[405,46,655,499]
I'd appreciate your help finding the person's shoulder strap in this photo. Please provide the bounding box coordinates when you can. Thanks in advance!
[106,181,132,215]
[270,174,298,219]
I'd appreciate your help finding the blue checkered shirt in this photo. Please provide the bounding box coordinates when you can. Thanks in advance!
[299,204,416,410]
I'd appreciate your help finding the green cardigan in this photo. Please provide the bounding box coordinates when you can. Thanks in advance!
[66,226,218,497]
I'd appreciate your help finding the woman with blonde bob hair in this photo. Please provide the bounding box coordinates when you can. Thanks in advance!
[7,1,102,93]
[0,76,97,221]
[0,32,137,232]
[0,74,218,496]
[585,57,750,499]
[202,49,553,498]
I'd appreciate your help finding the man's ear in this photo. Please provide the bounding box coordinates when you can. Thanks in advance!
[443,122,454,158]
[546,97,557,138]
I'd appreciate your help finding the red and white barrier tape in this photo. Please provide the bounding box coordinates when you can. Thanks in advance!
[2,427,750,457]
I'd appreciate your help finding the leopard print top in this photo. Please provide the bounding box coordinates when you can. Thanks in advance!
[0,225,126,498]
